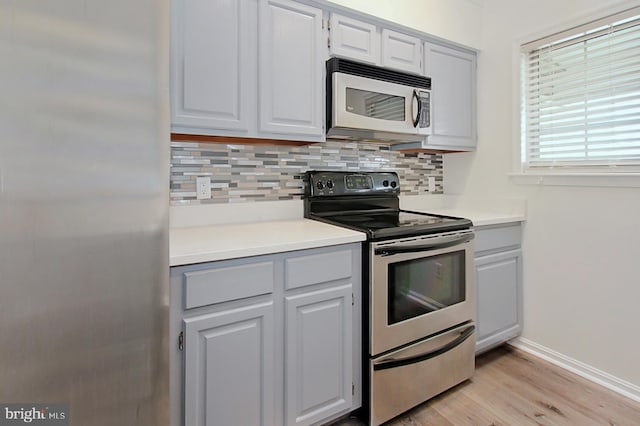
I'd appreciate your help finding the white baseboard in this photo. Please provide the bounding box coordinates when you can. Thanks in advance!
[509,337,640,403]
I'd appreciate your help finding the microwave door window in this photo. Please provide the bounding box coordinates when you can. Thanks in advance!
[388,251,466,325]
[345,88,405,121]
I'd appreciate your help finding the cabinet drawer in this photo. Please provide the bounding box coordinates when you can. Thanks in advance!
[474,224,521,254]
[183,261,274,309]
[285,249,353,290]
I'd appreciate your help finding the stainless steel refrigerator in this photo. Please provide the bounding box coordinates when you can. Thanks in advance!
[0,1,169,424]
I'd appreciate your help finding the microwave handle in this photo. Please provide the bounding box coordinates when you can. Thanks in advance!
[412,90,421,128]
[375,233,474,256]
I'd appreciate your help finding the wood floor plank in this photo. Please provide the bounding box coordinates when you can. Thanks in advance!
[471,360,603,425]
[484,347,640,426]
[383,345,640,426]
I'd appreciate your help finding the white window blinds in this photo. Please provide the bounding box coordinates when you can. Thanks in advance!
[521,8,640,171]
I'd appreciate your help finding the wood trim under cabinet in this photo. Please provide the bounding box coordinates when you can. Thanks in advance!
[170,133,314,146]
[395,148,465,154]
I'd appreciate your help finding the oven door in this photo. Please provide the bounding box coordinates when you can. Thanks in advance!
[370,230,474,356]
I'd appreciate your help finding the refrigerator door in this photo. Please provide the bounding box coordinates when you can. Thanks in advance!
[0,1,169,424]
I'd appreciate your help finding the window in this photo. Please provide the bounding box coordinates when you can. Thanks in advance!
[521,8,640,173]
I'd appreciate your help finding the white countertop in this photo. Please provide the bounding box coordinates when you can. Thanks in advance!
[169,196,526,266]
[412,207,525,227]
[170,218,365,266]
[400,195,526,227]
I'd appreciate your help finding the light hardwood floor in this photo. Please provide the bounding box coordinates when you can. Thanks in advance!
[324,345,640,426]
[382,345,640,425]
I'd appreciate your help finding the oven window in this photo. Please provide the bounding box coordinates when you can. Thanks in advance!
[388,251,465,325]
[345,88,405,121]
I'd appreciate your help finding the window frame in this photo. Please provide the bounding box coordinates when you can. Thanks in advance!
[512,4,640,187]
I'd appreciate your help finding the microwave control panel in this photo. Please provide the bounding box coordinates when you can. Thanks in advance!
[417,91,431,128]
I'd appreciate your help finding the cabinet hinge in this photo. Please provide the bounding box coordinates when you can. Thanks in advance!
[328,36,331,49]
[178,331,184,352]
[352,383,355,396]
[351,293,354,306]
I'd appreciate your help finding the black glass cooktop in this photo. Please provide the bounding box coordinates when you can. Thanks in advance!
[314,209,472,240]
[304,171,473,240]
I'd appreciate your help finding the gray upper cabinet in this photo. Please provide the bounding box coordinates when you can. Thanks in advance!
[171,0,324,142]
[172,0,478,149]
[171,0,255,133]
[424,42,477,150]
[259,0,324,139]
[381,29,422,75]
[327,15,424,76]
[329,14,379,64]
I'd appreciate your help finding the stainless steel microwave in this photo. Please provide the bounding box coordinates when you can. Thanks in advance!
[326,57,431,143]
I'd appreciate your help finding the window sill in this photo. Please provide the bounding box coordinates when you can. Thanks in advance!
[509,172,640,188]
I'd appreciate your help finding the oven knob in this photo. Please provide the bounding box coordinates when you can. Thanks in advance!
[390,181,397,188]
[382,180,389,187]
[316,181,324,190]
[326,179,334,189]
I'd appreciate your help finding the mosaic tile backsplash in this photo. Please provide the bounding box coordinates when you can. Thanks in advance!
[170,140,443,205]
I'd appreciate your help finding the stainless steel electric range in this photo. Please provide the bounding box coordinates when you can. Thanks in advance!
[304,170,476,426]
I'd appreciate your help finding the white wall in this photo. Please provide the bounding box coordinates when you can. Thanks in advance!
[326,0,483,49]
[447,0,640,389]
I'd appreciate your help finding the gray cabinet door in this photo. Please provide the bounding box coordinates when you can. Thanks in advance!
[259,0,324,139]
[171,0,255,133]
[285,285,353,426]
[381,29,422,75]
[424,42,476,150]
[183,301,275,426]
[329,14,379,64]
[475,249,522,354]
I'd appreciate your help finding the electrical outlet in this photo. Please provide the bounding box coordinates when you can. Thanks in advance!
[428,176,436,192]
[196,176,211,200]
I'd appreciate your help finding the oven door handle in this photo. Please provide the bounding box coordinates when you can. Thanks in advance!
[373,325,475,371]
[375,234,474,256]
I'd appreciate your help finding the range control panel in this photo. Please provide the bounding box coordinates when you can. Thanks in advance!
[306,171,399,197]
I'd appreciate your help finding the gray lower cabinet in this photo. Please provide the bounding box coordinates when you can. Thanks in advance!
[170,243,361,426]
[183,302,275,426]
[474,223,523,354]
[285,285,352,426]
